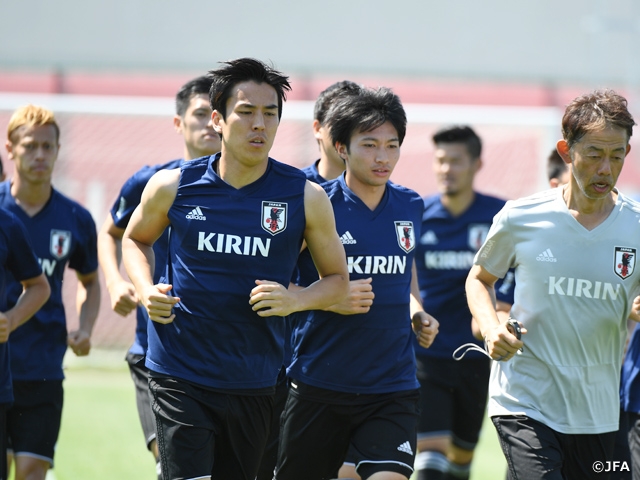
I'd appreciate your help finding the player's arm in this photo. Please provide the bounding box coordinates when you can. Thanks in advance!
[122,169,180,324]
[471,300,512,340]
[409,260,438,348]
[466,264,524,360]
[98,215,138,316]
[0,273,50,343]
[68,269,101,356]
[250,181,349,316]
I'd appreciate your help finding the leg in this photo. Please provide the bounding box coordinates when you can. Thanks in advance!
[562,430,617,480]
[7,381,63,480]
[256,373,288,480]
[339,444,362,480]
[628,411,640,480]
[276,382,352,480]
[0,404,7,480]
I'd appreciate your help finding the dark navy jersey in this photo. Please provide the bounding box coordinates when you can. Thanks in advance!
[414,192,514,359]
[301,159,327,185]
[0,209,43,403]
[145,154,307,390]
[621,326,640,414]
[110,158,183,355]
[288,176,423,394]
[0,182,98,380]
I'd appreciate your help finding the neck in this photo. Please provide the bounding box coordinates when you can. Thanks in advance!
[317,157,345,181]
[217,152,268,189]
[11,177,52,216]
[562,183,616,230]
[346,177,386,211]
[441,189,475,217]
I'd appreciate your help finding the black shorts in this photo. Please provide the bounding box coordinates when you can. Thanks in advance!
[416,355,490,450]
[0,403,8,480]
[126,352,156,450]
[7,380,64,466]
[493,415,617,480]
[276,381,419,480]
[256,372,289,480]
[150,375,273,480]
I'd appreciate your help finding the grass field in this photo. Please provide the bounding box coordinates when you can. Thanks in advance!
[39,348,506,480]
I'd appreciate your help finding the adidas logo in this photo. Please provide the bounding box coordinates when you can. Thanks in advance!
[397,441,413,455]
[536,248,557,262]
[420,230,438,245]
[340,231,357,245]
[186,206,206,221]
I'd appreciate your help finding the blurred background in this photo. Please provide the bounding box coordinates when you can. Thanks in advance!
[1,0,639,350]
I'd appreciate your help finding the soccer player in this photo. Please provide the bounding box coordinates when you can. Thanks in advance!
[275,86,439,480]
[2,105,101,480]
[121,57,349,480]
[413,126,514,480]
[97,75,220,479]
[466,89,640,479]
[547,147,571,187]
[0,209,50,480]
[257,79,363,480]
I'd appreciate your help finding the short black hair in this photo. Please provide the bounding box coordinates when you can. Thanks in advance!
[314,81,362,126]
[328,87,406,149]
[432,125,482,159]
[175,75,213,117]
[547,148,568,182]
[208,58,291,120]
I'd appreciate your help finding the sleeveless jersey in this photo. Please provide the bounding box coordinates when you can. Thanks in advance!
[110,158,183,355]
[474,187,640,434]
[414,192,514,359]
[0,209,42,403]
[621,325,640,414]
[0,182,98,381]
[145,154,307,390]
[288,176,423,394]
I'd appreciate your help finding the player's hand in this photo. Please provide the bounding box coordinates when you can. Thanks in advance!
[324,278,374,315]
[107,279,139,317]
[141,283,180,324]
[412,311,439,348]
[0,313,10,343]
[249,280,298,317]
[68,330,91,356]
[630,295,640,322]
[483,321,526,361]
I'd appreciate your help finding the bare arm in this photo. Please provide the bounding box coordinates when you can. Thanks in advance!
[97,215,138,316]
[471,299,512,340]
[410,260,439,348]
[68,270,101,356]
[122,169,180,324]
[250,181,349,316]
[0,274,50,343]
[465,264,524,361]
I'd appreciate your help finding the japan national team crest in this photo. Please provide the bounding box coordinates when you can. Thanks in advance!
[50,230,71,259]
[614,246,636,280]
[468,224,490,251]
[261,201,287,235]
[394,221,415,253]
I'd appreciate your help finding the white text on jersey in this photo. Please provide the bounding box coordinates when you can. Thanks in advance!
[548,276,621,300]
[197,232,271,257]
[348,255,406,274]
[424,251,475,270]
[39,258,56,276]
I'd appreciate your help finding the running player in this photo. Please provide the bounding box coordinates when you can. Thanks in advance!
[466,89,640,479]
[2,105,100,480]
[0,209,50,480]
[97,75,220,479]
[276,86,439,480]
[121,57,348,480]
[547,147,571,187]
[413,126,514,480]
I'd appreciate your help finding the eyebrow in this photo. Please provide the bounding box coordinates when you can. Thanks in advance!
[585,145,626,153]
[236,102,279,110]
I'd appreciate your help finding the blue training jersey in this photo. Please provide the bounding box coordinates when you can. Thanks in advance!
[0,182,98,381]
[0,208,43,403]
[110,158,183,355]
[288,175,423,394]
[621,325,640,413]
[145,154,307,390]
[414,192,514,359]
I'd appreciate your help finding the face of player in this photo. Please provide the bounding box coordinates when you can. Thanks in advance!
[212,81,279,168]
[433,142,480,197]
[568,125,630,201]
[6,124,59,185]
[339,121,400,191]
[175,93,220,160]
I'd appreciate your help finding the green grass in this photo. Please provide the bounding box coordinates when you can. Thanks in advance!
[43,349,506,480]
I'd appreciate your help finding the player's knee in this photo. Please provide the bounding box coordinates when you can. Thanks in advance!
[447,444,475,465]
[14,455,50,480]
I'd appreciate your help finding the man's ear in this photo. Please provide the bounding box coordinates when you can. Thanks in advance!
[312,119,322,140]
[173,115,182,134]
[212,110,223,135]
[336,143,348,161]
[556,140,571,165]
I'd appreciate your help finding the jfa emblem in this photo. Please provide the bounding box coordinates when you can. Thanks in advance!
[262,201,287,235]
[395,221,415,253]
[50,230,72,259]
[614,246,636,280]
[468,224,490,251]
